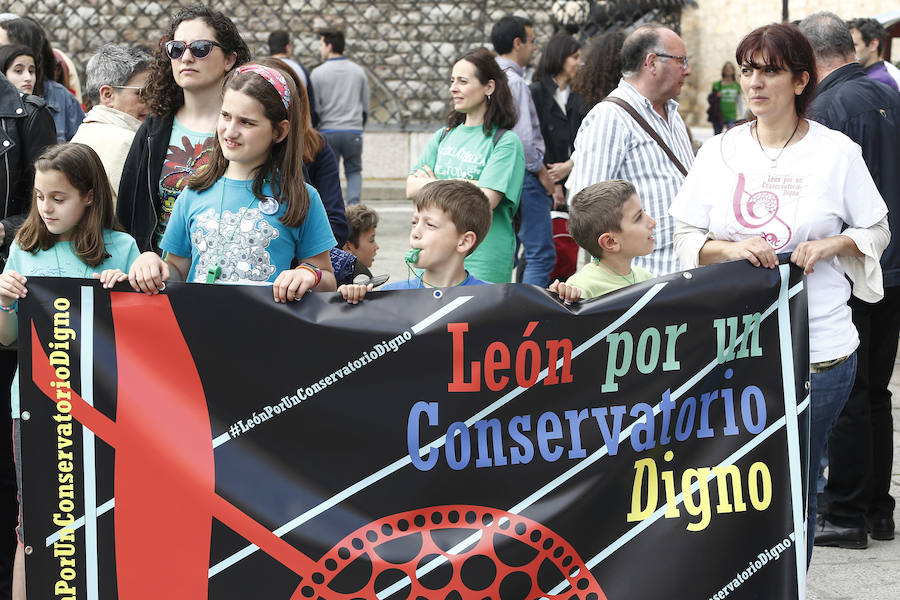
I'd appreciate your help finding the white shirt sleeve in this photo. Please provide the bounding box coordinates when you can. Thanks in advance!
[840,215,890,302]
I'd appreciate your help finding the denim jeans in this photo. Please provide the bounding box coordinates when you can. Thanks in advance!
[323,131,363,205]
[806,352,857,564]
[516,172,555,286]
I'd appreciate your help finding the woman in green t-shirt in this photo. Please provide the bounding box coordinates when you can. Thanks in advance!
[406,47,526,283]
[712,62,742,133]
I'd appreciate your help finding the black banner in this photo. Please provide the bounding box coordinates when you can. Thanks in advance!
[19,259,809,600]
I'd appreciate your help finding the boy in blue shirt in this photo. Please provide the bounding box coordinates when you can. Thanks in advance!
[339,180,492,303]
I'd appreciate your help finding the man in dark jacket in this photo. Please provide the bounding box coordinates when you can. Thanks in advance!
[0,71,55,598]
[799,11,900,549]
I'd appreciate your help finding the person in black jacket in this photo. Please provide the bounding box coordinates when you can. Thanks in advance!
[799,11,900,549]
[116,6,250,252]
[0,71,55,599]
[530,32,585,196]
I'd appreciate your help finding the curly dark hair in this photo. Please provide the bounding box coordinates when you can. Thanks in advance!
[572,31,625,109]
[142,5,251,117]
[445,47,517,136]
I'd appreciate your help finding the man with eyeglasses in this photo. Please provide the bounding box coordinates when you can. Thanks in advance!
[567,23,693,277]
[72,44,152,205]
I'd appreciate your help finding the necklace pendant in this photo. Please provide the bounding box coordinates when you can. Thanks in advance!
[206,264,222,284]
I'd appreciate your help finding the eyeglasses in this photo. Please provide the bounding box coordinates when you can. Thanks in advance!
[654,52,689,72]
[111,85,145,94]
[164,39,223,60]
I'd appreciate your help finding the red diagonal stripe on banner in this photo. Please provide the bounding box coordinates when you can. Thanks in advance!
[30,322,119,446]
[210,493,318,575]
[109,292,318,594]
[109,292,216,599]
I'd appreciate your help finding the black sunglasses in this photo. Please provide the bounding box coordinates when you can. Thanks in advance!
[164,39,223,60]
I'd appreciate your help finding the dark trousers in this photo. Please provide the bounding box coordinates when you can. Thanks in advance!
[824,287,900,527]
[0,351,15,599]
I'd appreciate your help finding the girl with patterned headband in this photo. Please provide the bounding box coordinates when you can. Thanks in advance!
[128,62,338,301]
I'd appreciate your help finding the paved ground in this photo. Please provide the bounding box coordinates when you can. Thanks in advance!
[360,196,900,599]
[807,375,900,600]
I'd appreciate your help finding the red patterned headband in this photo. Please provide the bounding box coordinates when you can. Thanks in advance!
[235,64,291,116]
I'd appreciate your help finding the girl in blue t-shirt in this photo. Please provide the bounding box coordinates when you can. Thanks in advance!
[0,142,140,597]
[0,142,140,338]
[128,63,337,302]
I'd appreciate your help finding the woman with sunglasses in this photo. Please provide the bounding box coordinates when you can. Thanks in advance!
[117,5,250,253]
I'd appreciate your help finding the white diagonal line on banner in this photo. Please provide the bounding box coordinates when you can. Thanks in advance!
[45,499,114,547]
[209,296,474,450]
[410,295,473,334]
[391,277,803,600]
[535,276,806,597]
[47,294,479,548]
[209,282,669,578]
[374,283,673,598]
[538,394,812,600]
[507,280,804,520]
[776,265,808,593]
[79,286,100,600]
[537,397,811,598]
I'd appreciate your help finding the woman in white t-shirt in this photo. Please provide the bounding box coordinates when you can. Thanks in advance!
[669,23,889,565]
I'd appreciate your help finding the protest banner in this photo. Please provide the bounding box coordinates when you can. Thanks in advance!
[18,259,808,599]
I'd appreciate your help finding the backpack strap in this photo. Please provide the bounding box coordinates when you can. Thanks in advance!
[492,127,508,147]
[601,96,688,177]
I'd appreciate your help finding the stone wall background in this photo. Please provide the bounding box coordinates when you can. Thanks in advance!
[11,0,565,130]
[10,1,696,129]
[7,1,897,180]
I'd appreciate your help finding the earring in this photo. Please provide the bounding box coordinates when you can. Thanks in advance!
[486,94,492,103]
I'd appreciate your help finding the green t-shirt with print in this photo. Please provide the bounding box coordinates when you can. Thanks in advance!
[713,80,741,122]
[412,124,525,283]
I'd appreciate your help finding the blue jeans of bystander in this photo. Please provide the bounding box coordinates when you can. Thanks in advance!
[806,352,857,565]
[323,130,363,205]
[516,172,555,287]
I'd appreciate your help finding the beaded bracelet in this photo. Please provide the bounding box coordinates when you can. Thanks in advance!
[295,263,322,288]
[0,301,17,313]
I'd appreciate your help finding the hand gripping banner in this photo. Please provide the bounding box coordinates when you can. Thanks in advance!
[18,259,809,600]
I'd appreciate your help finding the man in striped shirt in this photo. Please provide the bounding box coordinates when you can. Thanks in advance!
[567,24,694,276]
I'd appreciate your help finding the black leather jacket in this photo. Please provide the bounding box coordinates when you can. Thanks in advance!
[811,63,900,286]
[116,114,175,253]
[0,75,56,260]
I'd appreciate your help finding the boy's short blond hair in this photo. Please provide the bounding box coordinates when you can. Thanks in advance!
[569,180,637,259]
[346,204,379,246]
[413,180,492,255]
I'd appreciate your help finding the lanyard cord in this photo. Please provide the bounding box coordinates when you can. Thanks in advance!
[592,258,635,285]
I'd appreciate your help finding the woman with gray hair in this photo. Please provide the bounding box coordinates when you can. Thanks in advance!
[71,44,152,206]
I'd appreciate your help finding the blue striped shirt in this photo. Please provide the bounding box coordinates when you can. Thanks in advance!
[567,80,694,275]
